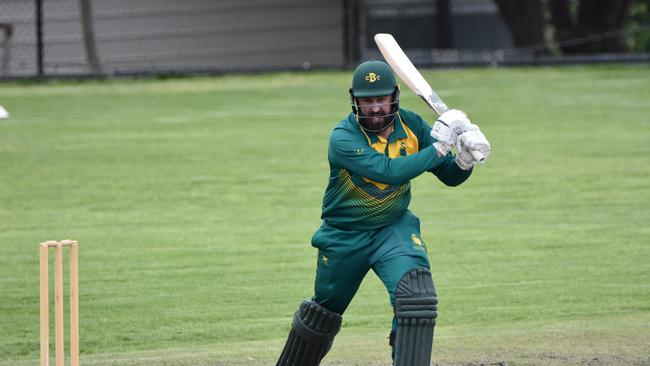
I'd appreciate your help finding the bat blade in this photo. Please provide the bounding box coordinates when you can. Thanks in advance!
[374,33,485,162]
[374,33,449,116]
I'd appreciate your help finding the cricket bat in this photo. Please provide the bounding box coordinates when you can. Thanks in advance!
[374,33,484,162]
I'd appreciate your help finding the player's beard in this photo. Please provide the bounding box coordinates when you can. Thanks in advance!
[352,96,399,133]
[368,113,395,131]
[359,112,395,132]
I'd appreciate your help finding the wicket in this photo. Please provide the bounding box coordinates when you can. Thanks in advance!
[40,240,79,366]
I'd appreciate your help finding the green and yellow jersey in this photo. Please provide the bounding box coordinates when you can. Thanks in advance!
[321,108,471,230]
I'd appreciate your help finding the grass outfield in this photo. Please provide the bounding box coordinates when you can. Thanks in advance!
[0,65,649,365]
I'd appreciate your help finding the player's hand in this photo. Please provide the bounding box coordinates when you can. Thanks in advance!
[455,128,490,170]
[431,109,474,155]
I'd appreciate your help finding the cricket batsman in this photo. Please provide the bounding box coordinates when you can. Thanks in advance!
[276,60,491,366]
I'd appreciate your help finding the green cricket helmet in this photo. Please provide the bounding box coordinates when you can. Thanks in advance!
[349,60,400,132]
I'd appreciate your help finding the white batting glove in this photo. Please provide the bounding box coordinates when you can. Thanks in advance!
[455,128,491,169]
[455,145,476,170]
[431,109,474,155]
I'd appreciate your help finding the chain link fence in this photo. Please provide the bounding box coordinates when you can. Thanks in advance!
[0,0,648,79]
[0,0,36,77]
[0,0,346,78]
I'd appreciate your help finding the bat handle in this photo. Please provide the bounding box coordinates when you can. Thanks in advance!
[471,150,485,163]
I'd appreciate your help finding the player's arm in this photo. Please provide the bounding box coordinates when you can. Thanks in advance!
[329,128,448,186]
[426,136,473,187]
[429,155,472,186]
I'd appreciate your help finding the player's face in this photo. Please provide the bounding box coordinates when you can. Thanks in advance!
[357,95,394,131]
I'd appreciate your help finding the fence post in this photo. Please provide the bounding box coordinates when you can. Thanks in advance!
[342,0,361,68]
[79,0,102,74]
[35,0,44,77]
[0,24,12,76]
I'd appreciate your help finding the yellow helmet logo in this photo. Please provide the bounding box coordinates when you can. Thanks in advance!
[365,72,381,83]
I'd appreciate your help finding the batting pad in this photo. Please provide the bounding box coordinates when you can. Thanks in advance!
[394,268,438,366]
[276,299,342,366]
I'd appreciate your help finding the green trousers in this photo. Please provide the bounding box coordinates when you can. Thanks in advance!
[311,210,431,315]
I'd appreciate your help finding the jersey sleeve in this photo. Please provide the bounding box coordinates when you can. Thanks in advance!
[430,155,472,186]
[328,126,449,186]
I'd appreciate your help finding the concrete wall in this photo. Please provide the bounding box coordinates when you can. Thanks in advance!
[364,0,512,51]
[361,0,515,65]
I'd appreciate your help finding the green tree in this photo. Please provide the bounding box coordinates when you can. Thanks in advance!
[629,0,650,51]
[495,0,645,54]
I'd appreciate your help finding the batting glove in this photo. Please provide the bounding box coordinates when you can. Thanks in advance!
[431,109,474,155]
[455,128,491,169]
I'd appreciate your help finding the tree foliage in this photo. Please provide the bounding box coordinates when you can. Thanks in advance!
[629,0,650,51]
[494,0,647,54]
